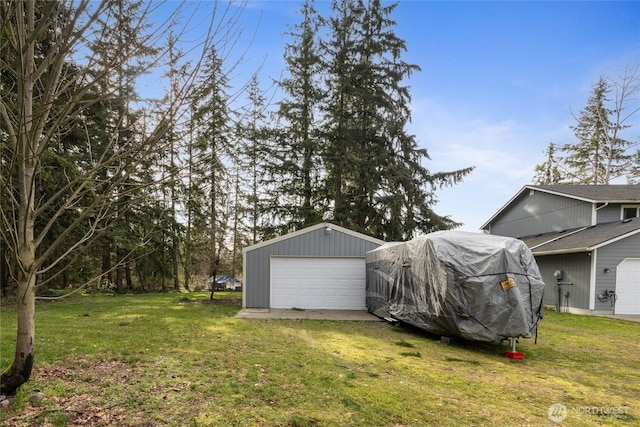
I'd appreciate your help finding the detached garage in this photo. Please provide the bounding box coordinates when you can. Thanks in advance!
[242,223,384,310]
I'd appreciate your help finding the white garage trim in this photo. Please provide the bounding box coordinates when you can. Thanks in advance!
[615,258,640,315]
[270,257,366,310]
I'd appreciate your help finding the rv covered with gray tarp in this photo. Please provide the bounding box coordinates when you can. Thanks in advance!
[365,231,545,342]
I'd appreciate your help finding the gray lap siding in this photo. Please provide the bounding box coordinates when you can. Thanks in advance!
[491,191,592,238]
[596,234,640,312]
[535,253,591,310]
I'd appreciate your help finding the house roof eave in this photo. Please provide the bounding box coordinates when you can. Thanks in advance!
[532,247,592,256]
[590,227,640,250]
[529,227,589,250]
[525,218,640,255]
[482,184,640,229]
[480,184,594,229]
[480,185,530,230]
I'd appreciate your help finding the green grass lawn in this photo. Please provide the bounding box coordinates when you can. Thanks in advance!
[1,292,638,426]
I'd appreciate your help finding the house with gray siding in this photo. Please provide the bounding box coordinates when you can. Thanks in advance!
[482,185,640,315]
[242,222,384,310]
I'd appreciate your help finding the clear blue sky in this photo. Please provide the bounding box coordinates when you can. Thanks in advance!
[161,1,640,232]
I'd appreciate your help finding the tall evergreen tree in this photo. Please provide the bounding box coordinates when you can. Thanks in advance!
[560,70,639,184]
[322,0,357,224]
[183,111,199,291]
[533,142,565,185]
[240,75,271,242]
[192,46,234,293]
[322,0,473,240]
[268,0,326,234]
[229,164,247,279]
[88,0,160,291]
[161,34,188,291]
[535,69,640,186]
[563,77,612,184]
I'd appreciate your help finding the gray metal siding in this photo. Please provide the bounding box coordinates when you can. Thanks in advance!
[245,227,382,308]
[596,233,640,312]
[491,191,592,237]
[535,253,591,310]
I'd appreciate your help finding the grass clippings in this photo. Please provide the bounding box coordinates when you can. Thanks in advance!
[1,292,639,426]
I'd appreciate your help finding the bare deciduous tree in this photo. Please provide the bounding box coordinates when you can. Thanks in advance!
[0,0,245,395]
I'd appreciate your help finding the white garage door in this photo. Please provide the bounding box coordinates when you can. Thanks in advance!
[270,257,366,310]
[616,258,640,315]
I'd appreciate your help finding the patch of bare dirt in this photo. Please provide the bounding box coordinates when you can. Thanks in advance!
[1,359,152,427]
[179,298,242,306]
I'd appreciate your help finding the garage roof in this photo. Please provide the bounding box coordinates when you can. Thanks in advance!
[243,222,384,253]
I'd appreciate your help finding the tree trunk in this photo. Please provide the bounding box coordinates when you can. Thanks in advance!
[3,122,37,397]
[125,263,133,290]
[184,220,192,292]
[101,247,112,285]
[1,158,36,395]
[183,135,193,292]
[1,160,35,394]
[172,237,180,290]
[1,0,37,396]
[231,169,240,278]
[1,269,36,396]
[115,248,124,291]
[136,266,147,291]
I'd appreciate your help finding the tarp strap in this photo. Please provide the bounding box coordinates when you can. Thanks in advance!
[454,305,490,331]
[527,275,534,323]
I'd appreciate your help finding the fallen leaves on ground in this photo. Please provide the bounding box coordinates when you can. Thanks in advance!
[1,359,151,427]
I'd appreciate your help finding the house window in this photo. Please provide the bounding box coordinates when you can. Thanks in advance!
[622,206,640,220]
